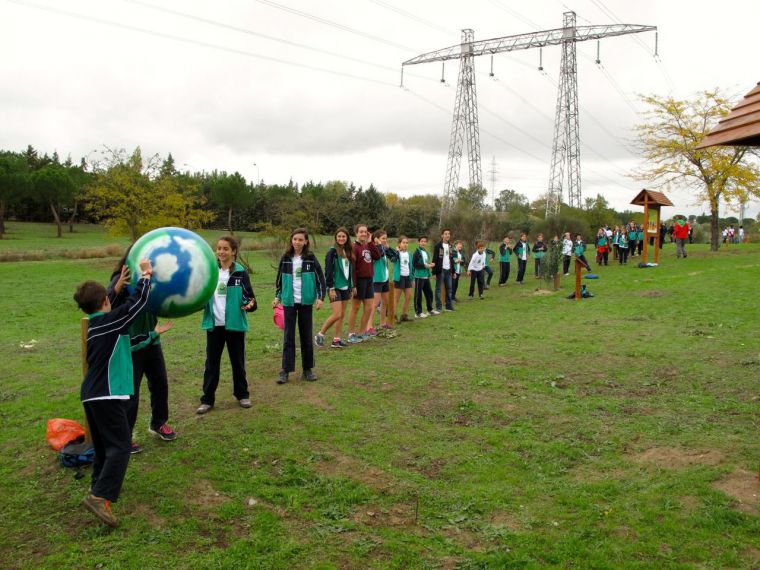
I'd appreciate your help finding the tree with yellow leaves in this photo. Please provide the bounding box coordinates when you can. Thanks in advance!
[86,147,211,241]
[635,91,760,251]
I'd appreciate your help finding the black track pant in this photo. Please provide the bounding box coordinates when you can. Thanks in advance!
[201,327,249,406]
[452,272,461,299]
[84,399,131,502]
[282,303,314,373]
[499,262,510,284]
[469,270,485,296]
[619,248,629,264]
[484,266,493,286]
[516,259,527,282]
[414,278,433,314]
[127,344,169,432]
[563,255,571,274]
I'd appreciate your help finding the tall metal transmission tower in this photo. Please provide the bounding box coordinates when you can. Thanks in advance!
[441,29,482,217]
[403,12,656,218]
[489,155,498,208]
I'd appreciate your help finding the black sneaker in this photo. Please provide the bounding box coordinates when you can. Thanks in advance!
[277,371,289,384]
[302,369,318,382]
[130,442,143,454]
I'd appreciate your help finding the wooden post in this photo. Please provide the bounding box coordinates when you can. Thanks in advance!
[574,259,583,300]
[642,195,650,264]
[388,278,396,326]
[80,317,91,443]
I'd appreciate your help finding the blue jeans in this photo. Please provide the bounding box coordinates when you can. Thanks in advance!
[435,269,453,310]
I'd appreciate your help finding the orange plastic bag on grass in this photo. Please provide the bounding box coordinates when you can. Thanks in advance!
[46,418,85,451]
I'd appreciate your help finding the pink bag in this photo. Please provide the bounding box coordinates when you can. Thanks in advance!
[273,304,284,330]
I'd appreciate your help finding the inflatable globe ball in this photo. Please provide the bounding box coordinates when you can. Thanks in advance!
[127,227,219,318]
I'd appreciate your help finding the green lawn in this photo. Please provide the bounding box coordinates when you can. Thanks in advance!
[1,224,758,569]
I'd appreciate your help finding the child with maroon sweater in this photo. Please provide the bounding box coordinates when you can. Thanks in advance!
[347,223,381,343]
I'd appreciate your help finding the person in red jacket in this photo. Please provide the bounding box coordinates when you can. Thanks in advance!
[346,223,381,343]
[673,216,690,258]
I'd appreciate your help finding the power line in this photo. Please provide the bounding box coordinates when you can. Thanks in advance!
[367,0,454,36]
[487,0,543,30]
[8,0,399,88]
[253,0,417,53]
[123,0,438,83]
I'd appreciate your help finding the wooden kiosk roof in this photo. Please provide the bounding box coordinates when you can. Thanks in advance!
[696,82,760,148]
[630,189,674,207]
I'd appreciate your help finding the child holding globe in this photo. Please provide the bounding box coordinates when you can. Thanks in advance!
[197,236,257,414]
[273,228,326,384]
[108,250,177,450]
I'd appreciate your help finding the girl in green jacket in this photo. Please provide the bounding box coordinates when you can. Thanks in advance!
[197,236,257,415]
[273,228,326,384]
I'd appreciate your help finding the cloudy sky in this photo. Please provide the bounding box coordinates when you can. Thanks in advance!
[1,0,758,218]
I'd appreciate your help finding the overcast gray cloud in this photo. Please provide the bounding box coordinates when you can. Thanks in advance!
[1,0,758,216]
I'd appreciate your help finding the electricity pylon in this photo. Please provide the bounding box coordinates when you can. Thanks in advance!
[402,12,656,217]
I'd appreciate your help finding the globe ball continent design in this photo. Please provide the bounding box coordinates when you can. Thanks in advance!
[127,227,218,318]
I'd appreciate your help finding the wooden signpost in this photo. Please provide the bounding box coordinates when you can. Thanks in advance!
[630,189,674,265]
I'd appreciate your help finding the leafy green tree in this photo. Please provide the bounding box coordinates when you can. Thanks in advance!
[0,152,31,237]
[32,164,76,237]
[635,90,760,251]
[494,188,529,213]
[209,171,250,234]
[454,184,487,211]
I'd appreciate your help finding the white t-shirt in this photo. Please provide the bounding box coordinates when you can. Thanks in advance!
[213,267,230,326]
[338,257,350,290]
[399,251,410,277]
[420,249,429,265]
[442,243,451,270]
[562,239,573,256]
[518,241,528,260]
[292,255,303,304]
[468,251,486,272]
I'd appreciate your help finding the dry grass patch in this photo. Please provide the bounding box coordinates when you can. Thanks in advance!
[634,447,725,469]
[711,469,759,515]
[314,452,397,492]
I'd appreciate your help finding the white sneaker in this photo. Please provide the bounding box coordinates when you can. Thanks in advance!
[419,312,429,319]
[429,310,441,316]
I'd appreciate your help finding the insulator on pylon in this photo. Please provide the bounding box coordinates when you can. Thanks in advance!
[595,40,601,64]
[440,61,445,83]
[538,47,544,71]
[489,55,495,77]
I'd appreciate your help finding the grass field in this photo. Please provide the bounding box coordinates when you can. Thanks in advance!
[1,224,759,569]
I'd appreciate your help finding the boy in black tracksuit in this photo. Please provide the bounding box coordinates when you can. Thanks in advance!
[412,237,435,317]
[74,259,153,527]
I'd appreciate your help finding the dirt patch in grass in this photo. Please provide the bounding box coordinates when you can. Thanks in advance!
[443,528,487,552]
[634,447,725,469]
[711,470,759,515]
[301,386,332,410]
[489,510,521,531]
[351,502,416,526]
[679,495,701,513]
[315,453,396,491]
[396,455,447,479]
[493,356,525,366]
[532,289,556,296]
[130,503,167,527]
[187,479,227,510]
[638,290,666,297]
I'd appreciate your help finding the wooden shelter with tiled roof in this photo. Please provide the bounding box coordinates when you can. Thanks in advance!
[630,189,674,264]
[696,82,760,148]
